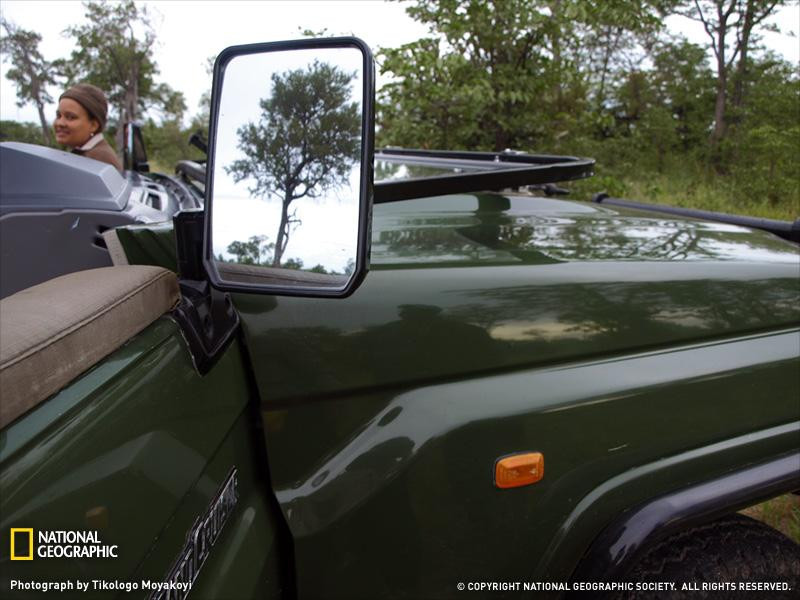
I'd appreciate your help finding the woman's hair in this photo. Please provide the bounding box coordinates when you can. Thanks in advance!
[59,84,109,132]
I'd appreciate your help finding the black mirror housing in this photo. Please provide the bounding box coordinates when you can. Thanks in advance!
[123,121,150,173]
[202,37,375,298]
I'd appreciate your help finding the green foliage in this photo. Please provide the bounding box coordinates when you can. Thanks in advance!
[378,0,664,151]
[279,257,330,272]
[0,120,51,145]
[227,60,360,266]
[725,56,800,208]
[379,38,489,149]
[226,235,275,265]
[379,0,558,150]
[592,38,715,172]
[141,118,205,172]
[650,40,715,143]
[281,257,305,270]
[379,0,798,219]
[729,124,800,208]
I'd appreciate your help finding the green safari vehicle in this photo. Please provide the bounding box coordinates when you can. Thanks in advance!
[1,37,799,599]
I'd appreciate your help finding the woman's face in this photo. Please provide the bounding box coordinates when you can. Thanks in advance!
[54,98,99,148]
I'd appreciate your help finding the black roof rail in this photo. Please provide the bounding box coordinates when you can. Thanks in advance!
[592,194,800,244]
[374,148,594,203]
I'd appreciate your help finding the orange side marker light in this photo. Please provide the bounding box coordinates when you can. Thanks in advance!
[495,452,544,489]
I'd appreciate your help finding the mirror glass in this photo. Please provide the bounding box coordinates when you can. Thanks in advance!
[210,46,365,291]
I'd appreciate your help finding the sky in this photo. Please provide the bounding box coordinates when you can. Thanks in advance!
[211,46,365,269]
[0,0,429,123]
[0,0,798,126]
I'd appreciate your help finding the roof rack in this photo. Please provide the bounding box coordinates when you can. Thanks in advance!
[592,193,800,244]
[374,148,595,203]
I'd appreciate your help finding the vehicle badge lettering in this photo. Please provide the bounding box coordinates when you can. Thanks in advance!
[151,467,239,600]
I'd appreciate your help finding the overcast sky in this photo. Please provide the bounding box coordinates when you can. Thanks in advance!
[0,0,798,125]
[0,0,430,123]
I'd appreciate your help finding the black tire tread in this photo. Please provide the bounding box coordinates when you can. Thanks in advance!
[613,514,800,599]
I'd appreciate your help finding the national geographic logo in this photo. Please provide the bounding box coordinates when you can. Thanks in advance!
[8,529,118,559]
[10,528,33,560]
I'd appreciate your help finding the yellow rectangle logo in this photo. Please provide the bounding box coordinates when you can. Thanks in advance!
[10,528,34,560]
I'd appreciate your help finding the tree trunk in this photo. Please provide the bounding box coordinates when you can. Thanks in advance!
[273,195,291,267]
[709,67,728,171]
[115,66,140,157]
[709,7,730,170]
[550,0,564,115]
[19,51,52,146]
[36,99,52,146]
[493,125,509,152]
[127,65,139,121]
[711,71,727,146]
[596,26,613,112]
[732,0,755,112]
[114,121,124,159]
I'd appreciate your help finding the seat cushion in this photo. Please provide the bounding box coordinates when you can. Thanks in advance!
[0,266,179,428]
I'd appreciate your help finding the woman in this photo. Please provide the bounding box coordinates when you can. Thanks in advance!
[54,83,122,171]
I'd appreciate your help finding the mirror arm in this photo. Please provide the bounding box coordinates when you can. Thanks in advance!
[175,210,207,281]
[189,131,208,156]
[172,210,240,375]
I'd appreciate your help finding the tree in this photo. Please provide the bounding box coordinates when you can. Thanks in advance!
[649,39,716,152]
[379,0,557,151]
[603,38,715,170]
[60,1,186,148]
[0,18,57,145]
[726,55,800,205]
[226,235,275,265]
[378,0,665,152]
[676,0,786,162]
[226,61,360,267]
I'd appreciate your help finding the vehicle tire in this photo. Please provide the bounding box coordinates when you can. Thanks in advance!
[612,514,800,599]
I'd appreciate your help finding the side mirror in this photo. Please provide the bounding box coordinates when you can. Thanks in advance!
[203,37,375,297]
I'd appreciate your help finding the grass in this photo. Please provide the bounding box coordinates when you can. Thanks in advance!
[742,494,800,543]
[619,174,799,222]
[568,167,799,222]
[146,158,174,175]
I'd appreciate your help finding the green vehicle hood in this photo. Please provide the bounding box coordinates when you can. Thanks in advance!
[372,192,798,268]
[238,192,800,404]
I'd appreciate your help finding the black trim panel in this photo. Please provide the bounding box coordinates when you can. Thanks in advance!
[569,452,800,586]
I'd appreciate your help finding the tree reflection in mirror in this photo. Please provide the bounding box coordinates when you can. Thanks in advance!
[211,47,363,289]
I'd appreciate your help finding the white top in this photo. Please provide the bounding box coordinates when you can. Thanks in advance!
[78,132,105,150]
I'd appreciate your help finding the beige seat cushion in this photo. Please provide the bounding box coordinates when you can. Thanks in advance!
[0,266,179,429]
